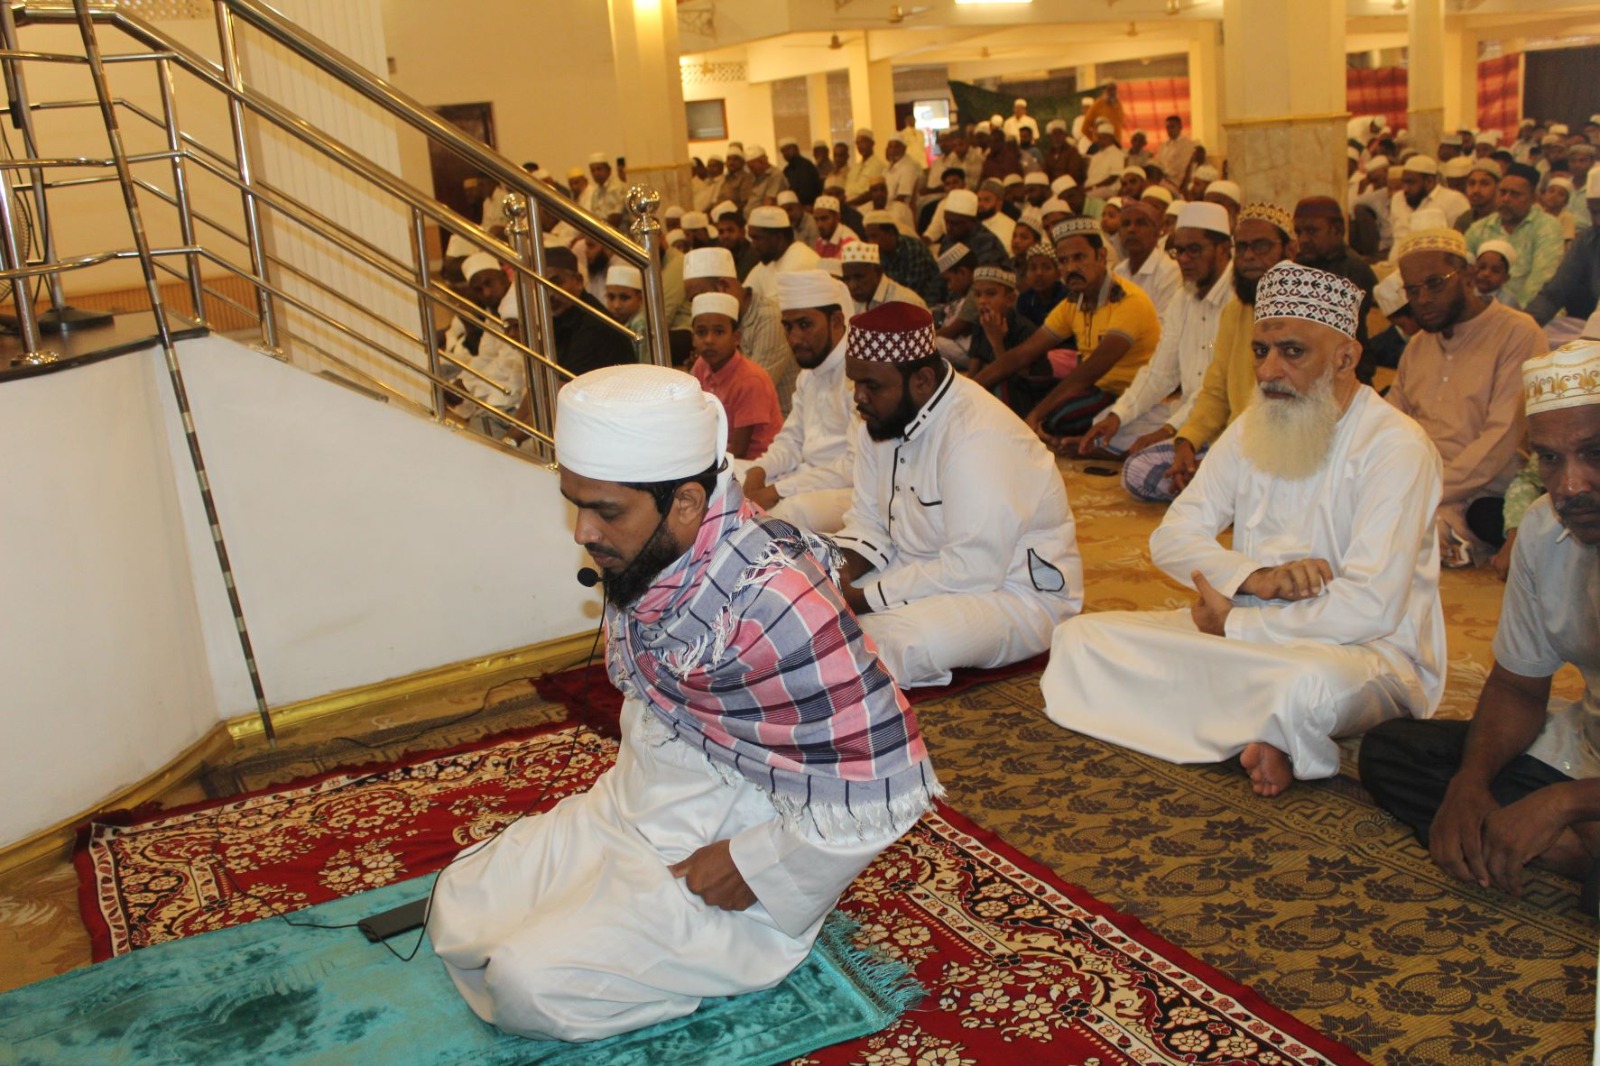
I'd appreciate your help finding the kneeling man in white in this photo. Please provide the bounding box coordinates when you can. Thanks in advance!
[1041,261,1447,796]
[429,364,939,1040]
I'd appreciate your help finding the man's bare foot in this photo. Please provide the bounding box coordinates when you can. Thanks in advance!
[1241,742,1294,798]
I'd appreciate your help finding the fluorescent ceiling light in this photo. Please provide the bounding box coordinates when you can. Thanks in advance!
[954,0,1033,5]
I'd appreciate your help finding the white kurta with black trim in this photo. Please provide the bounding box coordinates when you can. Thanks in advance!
[833,366,1082,686]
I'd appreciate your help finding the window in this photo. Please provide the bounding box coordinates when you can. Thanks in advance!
[912,98,951,132]
[686,99,729,141]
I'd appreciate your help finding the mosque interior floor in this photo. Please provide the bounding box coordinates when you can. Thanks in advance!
[0,458,1582,1056]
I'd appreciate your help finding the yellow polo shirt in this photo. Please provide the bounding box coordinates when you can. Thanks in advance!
[1041,276,1162,394]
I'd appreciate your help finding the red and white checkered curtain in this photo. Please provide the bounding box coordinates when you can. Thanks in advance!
[1345,67,1407,137]
[1476,53,1520,143]
[1116,78,1191,144]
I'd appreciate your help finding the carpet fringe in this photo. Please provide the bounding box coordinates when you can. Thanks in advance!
[817,912,927,1020]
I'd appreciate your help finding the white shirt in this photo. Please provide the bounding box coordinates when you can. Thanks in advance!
[1498,498,1600,777]
[739,291,798,413]
[1389,185,1471,260]
[982,211,1015,248]
[844,155,887,201]
[1085,145,1126,191]
[853,274,928,316]
[1113,248,1184,318]
[835,367,1082,613]
[691,174,723,213]
[1154,136,1196,182]
[1003,115,1041,142]
[1150,385,1447,713]
[744,241,823,302]
[749,333,855,497]
[884,157,921,204]
[1107,265,1235,430]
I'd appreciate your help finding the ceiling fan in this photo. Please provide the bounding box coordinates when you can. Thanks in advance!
[785,33,853,49]
[835,4,932,25]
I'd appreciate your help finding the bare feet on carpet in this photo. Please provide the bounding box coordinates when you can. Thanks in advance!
[1241,742,1294,798]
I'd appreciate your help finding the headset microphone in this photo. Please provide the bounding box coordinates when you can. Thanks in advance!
[576,567,601,588]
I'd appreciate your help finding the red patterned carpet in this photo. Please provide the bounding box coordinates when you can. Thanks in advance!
[76,720,1363,1064]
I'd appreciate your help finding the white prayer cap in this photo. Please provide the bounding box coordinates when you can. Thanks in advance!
[1479,129,1503,145]
[856,127,874,141]
[567,165,585,180]
[606,264,644,290]
[814,194,842,214]
[1549,175,1577,196]
[1024,172,1050,186]
[1551,123,1570,136]
[726,145,745,159]
[935,243,971,271]
[1192,164,1220,182]
[666,228,688,247]
[1142,186,1174,206]
[588,152,609,165]
[460,253,500,281]
[776,269,844,311]
[1205,180,1242,205]
[814,139,829,150]
[1477,239,1517,267]
[1174,201,1231,237]
[1013,97,1027,107]
[748,205,791,229]
[1440,156,1473,179]
[944,189,979,216]
[1165,199,1184,217]
[1254,262,1365,338]
[1051,217,1099,244]
[1003,173,1024,186]
[497,288,519,320]
[711,200,739,221]
[819,258,844,278]
[1403,155,1439,176]
[841,241,880,266]
[1015,208,1045,236]
[1373,271,1408,317]
[1396,226,1468,262]
[990,114,1005,127]
[776,190,799,206]
[1046,119,1067,133]
[861,210,896,229]
[1468,158,1501,179]
[888,132,906,145]
[1095,120,1115,134]
[1103,196,1124,209]
[1366,155,1391,171]
[778,137,798,150]
[974,121,992,134]
[728,141,745,153]
[1051,174,1078,194]
[532,168,550,181]
[1586,311,1600,339]
[681,210,712,233]
[748,144,769,160]
[1040,197,1071,216]
[691,292,741,322]
[1592,114,1600,125]
[664,205,684,220]
[1121,165,1146,179]
[556,365,727,482]
[707,154,724,164]
[683,246,737,280]
[1525,339,1600,416]
[1588,169,1600,199]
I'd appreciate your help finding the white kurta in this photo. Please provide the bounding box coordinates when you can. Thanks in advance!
[1042,386,1448,779]
[745,242,823,303]
[1389,185,1471,261]
[834,368,1083,687]
[735,334,857,535]
[1113,249,1184,319]
[1085,146,1126,191]
[430,698,901,1042]
[1098,267,1234,450]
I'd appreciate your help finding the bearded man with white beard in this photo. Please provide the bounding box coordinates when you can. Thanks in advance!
[1039,261,1448,798]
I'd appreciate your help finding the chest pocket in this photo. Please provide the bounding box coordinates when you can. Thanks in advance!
[1028,549,1067,593]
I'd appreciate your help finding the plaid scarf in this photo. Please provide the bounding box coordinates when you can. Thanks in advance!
[606,474,939,841]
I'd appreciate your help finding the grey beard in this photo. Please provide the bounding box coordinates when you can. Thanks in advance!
[1238,369,1342,481]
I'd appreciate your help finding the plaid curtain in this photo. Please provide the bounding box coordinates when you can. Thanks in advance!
[1477,53,1520,141]
[1345,67,1408,137]
[1115,78,1192,143]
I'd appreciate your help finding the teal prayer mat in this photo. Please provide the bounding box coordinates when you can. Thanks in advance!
[0,875,921,1066]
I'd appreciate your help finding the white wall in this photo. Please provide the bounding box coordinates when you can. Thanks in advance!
[380,0,626,193]
[682,51,776,165]
[0,334,597,848]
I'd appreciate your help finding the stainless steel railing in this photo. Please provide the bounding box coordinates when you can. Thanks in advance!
[0,0,679,740]
[1,0,675,461]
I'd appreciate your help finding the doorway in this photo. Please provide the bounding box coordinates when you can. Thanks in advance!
[429,102,497,223]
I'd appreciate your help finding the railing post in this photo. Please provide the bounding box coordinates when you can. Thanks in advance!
[505,195,554,461]
[0,173,52,365]
[408,207,448,419]
[627,184,670,368]
[157,57,207,325]
[213,0,280,354]
[0,0,65,321]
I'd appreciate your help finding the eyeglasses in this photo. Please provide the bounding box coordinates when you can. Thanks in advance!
[1172,242,1216,259]
[1236,238,1282,257]
[1401,271,1458,300]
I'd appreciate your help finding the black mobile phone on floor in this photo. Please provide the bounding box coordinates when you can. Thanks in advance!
[1083,465,1120,477]
[358,898,429,942]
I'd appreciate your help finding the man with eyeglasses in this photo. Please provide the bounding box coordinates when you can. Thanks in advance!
[1387,227,1547,567]
[1124,203,1298,503]
[1080,201,1234,460]
[1465,163,1565,309]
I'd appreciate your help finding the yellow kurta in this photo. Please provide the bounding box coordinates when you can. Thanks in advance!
[1175,298,1258,450]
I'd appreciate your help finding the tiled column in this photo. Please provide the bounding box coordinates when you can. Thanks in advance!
[1219,0,1349,208]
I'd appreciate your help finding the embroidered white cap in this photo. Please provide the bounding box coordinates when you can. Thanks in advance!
[556,364,728,481]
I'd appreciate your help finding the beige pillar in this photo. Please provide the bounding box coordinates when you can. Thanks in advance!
[607,0,692,211]
[846,41,896,141]
[1442,26,1478,134]
[806,72,834,152]
[1220,0,1348,208]
[1187,26,1222,159]
[1407,0,1446,153]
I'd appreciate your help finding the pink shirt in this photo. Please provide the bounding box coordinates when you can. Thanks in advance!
[692,350,784,460]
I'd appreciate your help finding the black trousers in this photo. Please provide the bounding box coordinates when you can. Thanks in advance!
[1358,717,1571,847]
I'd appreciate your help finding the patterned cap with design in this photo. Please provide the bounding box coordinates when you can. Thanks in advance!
[935,243,971,272]
[1524,340,1600,416]
[1253,261,1365,338]
[1050,217,1100,244]
[846,301,936,363]
[1237,202,1294,238]
[973,265,1017,289]
[1396,227,1469,261]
